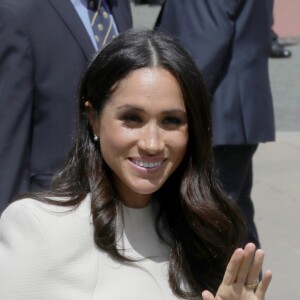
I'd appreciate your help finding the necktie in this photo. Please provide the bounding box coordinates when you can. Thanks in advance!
[87,0,117,49]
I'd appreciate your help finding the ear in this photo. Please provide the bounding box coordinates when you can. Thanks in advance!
[84,101,99,135]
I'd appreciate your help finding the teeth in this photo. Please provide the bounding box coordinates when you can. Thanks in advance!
[132,160,162,169]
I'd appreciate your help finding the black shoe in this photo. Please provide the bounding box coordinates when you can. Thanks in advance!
[270,41,292,58]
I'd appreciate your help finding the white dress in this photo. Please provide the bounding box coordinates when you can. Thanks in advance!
[0,194,191,299]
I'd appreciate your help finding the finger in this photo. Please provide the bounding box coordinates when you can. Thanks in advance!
[255,270,272,299]
[245,249,264,287]
[222,247,244,285]
[201,290,215,300]
[236,243,256,284]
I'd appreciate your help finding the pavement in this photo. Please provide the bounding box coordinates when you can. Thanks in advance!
[256,1,300,298]
[255,0,300,297]
[131,2,300,299]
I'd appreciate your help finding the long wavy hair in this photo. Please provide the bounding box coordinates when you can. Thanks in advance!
[22,29,246,298]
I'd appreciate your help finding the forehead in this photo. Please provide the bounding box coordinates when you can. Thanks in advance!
[107,67,185,110]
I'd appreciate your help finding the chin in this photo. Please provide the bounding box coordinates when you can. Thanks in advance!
[132,185,161,195]
[130,180,165,195]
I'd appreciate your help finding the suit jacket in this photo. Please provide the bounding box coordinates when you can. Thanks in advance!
[155,0,275,145]
[0,196,182,299]
[0,0,132,212]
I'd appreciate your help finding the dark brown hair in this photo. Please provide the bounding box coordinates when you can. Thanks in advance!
[21,28,246,298]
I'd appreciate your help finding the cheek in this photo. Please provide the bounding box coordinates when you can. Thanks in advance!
[169,133,188,160]
[178,137,188,158]
[100,126,136,156]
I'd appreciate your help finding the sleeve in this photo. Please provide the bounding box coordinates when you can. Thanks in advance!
[0,3,34,212]
[155,0,243,92]
[0,202,49,299]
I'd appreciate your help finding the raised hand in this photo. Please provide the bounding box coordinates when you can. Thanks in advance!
[202,243,272,300]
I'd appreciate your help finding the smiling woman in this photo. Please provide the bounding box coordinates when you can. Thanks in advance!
[85,67,188,208]
[0,29,272,300]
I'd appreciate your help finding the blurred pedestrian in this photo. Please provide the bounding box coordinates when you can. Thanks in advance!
[268,0,292,58]
[270,30,292,58]
[155,0,275,248]
[0,0,132,214]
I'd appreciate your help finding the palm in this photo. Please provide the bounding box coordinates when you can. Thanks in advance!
[202,243,272,300]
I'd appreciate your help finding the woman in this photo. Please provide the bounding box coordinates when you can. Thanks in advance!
[0,29,271,299]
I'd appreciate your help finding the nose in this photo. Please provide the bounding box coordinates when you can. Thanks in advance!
[138,122,164,154]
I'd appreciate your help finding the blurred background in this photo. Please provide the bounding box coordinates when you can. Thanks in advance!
[130,1,300,299]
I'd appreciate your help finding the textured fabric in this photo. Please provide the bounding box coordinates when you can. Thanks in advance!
[71,0,98,48]
[155,0,275,145]
[0,0,132,213]
[0,195,189,299]
[213,144,260,247]
[87,0,118,49]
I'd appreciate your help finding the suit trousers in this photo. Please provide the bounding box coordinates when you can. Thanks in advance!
[213,144,260,248]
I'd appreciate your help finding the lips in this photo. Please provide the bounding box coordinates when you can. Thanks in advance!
[131,159,164,169]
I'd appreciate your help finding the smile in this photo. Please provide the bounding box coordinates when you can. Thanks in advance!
[131,160,163,169]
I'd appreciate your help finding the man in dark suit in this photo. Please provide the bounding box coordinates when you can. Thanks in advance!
[155,0,275,248]
[0,0,132,213]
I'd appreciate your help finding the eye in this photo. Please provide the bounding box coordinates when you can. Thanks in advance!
[162,116,183,126]
[120,113,143,127]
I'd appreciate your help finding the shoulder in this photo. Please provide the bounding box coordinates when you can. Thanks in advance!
[1,195,92,237]
[0,195,93,299]
[0,195,93,263]
[0,199,46,244]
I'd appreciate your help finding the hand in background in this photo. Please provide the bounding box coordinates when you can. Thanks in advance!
[202,243,272,300]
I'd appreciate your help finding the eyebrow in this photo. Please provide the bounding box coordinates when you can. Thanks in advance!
[116,104,187,115]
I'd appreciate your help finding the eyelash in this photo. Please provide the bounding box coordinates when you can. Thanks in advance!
[120,114,184,128]
[163,117,182,125]
[121,114,142,124]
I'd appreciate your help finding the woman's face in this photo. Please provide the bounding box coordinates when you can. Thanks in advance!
[88,68,188,208]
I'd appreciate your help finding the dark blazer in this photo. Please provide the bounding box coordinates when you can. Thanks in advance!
[0,0,132,212]
[155,0,275,145]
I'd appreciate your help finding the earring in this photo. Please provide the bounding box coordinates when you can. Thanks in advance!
[93,135,99,141]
